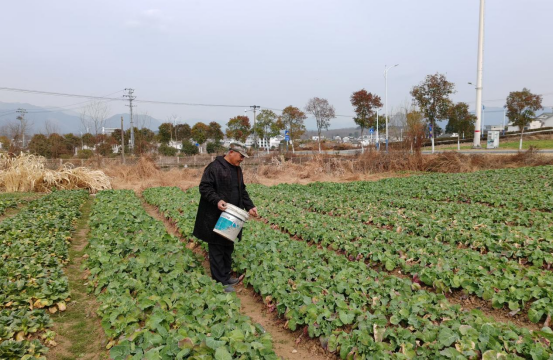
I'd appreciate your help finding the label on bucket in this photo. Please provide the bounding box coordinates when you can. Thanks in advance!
[213,207,246,242]
[214,216,239,232]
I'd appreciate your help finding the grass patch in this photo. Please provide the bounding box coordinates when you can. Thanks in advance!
[423,138,553,150]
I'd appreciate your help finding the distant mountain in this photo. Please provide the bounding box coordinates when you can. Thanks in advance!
[0,102,165,135]
[0,101,83,134]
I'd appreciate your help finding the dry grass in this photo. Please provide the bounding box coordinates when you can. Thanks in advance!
[104,156,203,192]
[0,153,111,193]
[424,146,553,173]
[102,148,553,191]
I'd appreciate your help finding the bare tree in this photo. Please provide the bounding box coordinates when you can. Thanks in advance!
[135,110,152,129]
[80,100,110,166]
[44,119,60,137]
[305,97,336,152]
[2,114,31,153]
[167,114,179,142]
[389,104,408,141]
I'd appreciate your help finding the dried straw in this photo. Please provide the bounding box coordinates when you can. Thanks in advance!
[0,153,111,193]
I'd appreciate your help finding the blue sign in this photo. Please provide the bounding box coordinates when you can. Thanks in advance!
[285,129,290,141]
[369,128,374,134]
[195,143,199,147]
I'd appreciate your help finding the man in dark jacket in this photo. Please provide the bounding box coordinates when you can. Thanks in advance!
[193,142,258,292]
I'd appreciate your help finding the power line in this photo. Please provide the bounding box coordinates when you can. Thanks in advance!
[2,85,551,122]
[0,89,125,119]
[0,87,250,108]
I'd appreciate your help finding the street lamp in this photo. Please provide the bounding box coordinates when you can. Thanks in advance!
[244,108,255,148]
[502,105,507,135]
[376,108,381,151]
[385,64,399,152]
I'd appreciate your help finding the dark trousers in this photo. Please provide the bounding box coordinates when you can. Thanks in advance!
[208,242,234,284]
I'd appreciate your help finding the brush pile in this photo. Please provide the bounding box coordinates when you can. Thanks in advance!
[0,153,111,193]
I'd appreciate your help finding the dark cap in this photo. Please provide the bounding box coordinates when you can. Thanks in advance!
[229,142,249,158]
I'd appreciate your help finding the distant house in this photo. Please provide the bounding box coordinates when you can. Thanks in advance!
[507,112,553,132]
[168,140,183,151]
[536,113,553,128]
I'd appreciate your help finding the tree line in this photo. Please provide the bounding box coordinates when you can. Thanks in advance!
[0,74,542,158]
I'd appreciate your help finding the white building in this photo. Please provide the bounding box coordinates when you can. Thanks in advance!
[536,113,553,128]
[508,112,553,131]
[243,135,284,149]
[168,140,183,151]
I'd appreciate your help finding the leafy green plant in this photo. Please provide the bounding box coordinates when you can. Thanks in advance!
[0,190,87,359]
[86,190,276,360]
[146,185,553,359]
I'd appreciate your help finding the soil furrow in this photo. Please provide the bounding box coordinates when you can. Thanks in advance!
[139,197,334,360]
[47,196,108,360]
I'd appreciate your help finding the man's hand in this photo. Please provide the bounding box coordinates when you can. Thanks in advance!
[217,200,227,211]
[248,207,258,217]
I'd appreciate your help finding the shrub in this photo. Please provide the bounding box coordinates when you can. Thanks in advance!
[77,149,94,159]
[206,141,225,154]
[181,141,199,155]
[158,143,178,156]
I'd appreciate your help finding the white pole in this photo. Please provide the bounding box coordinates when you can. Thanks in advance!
[458,133,460,151]
[473,0,485,148]
[376,109,380,151]
[385,66,388,152]
[482,105,485,138]
[502,105,506,132]
[384,64,399,152]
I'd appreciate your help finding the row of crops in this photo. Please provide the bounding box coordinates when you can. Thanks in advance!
[143,179,553,360]
[86,190,276,360]
[371,166,552,211]
[246,184,553,323]
[0,191,87,359]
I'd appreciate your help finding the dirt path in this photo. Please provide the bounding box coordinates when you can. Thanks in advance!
[139,197,334,360]
[0,195,41,222]
[0,206,22,223]
[47,197,108,360]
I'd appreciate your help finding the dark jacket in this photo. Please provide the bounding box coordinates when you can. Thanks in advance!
[193,156,255,245]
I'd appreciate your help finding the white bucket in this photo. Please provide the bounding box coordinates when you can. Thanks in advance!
[213,203,249,242]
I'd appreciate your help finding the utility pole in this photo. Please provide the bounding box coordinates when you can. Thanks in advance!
[120,116,125,164]
[250,105,260,151]
[124,88,136,152]
[16,108,27,149]
[473,0,485,148]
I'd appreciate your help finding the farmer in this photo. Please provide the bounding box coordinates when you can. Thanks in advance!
[193,142,258,293]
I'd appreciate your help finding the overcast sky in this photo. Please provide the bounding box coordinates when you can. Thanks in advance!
[1,0,552,130]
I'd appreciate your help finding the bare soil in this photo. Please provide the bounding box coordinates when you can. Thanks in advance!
[46,198,109,360]
[139,198,335,360]
[0,206,22,223]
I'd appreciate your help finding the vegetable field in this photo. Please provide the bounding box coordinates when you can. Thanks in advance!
[1,165,552,359]
[143,166,553,359]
